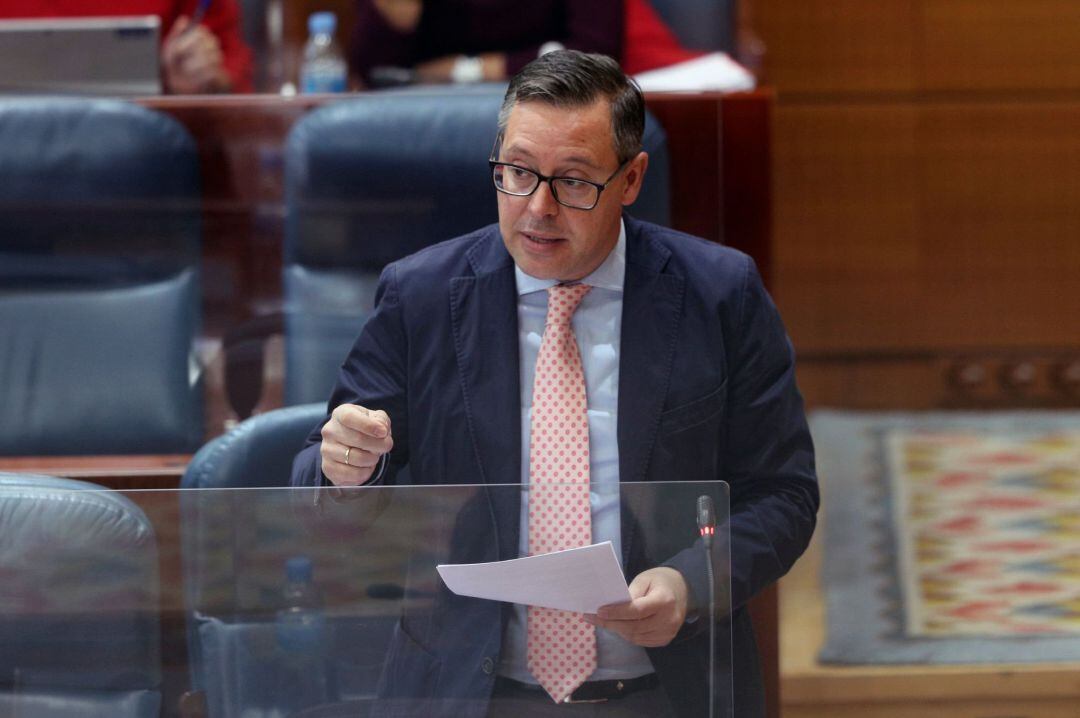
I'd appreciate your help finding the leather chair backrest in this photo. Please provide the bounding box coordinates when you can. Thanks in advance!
[283,87,670,405]
[649,0,736,52]
[0,98,203,455]
[0,473,161,717]
[181,403,325,491]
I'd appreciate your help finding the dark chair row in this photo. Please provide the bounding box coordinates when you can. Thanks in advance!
[0,91,672,454]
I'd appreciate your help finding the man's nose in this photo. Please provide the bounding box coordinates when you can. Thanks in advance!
[527,180,560,217]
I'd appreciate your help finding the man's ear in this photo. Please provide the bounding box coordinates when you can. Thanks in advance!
[620,151,650,206]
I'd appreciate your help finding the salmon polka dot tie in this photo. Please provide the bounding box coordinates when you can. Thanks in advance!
[527,283,595,703]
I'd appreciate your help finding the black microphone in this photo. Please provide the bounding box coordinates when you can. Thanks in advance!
[697,495,716,548]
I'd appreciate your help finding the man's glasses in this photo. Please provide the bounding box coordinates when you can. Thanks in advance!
[490,159,630,211]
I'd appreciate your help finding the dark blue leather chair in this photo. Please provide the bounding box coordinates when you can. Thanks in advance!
[181,403,324,492]
[279,86,671,407]
[0,473,160,717]
[0,97,203,455]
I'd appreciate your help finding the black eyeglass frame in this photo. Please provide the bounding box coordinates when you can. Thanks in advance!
[488,158,631,211]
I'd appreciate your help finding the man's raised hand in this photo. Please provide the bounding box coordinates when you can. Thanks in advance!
[320,404,393,486]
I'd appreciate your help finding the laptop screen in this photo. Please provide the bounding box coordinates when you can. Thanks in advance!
[0,16,161,96]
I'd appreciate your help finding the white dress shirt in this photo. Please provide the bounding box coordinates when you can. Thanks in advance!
[498,220,655,683]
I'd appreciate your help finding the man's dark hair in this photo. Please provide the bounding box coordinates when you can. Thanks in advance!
[497,50,645,164]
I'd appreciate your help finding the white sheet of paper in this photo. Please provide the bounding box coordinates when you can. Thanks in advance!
[437,541,631,614]
[633,52,756,93]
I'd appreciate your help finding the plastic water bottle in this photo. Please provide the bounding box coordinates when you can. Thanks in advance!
[273,556,331,714]
[300,12,347,94]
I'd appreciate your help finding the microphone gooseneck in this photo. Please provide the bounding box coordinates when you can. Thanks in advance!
[697,494,717,718]
[697,494,716,548]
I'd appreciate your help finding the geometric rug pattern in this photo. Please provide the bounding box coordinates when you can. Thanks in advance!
[813,411,1080,664]
[889,429,1080,637]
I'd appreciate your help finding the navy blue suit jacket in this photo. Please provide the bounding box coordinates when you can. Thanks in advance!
[292,215,818,717]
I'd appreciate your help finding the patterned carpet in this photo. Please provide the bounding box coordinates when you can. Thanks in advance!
[813,411,1080,664]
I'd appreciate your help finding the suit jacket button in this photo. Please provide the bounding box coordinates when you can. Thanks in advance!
[481,657,495,675]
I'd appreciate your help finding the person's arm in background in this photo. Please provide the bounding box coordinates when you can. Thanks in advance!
[735,0,766,80]
[369,0,622,84]
[161,0,253,93]
[350,0,422,85]
[501,0,622,76]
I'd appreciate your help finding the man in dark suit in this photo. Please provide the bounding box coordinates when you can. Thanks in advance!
[292,50,818,717]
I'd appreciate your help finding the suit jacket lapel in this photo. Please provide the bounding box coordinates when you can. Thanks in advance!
[449,229,521,561]
[618,217,685,565]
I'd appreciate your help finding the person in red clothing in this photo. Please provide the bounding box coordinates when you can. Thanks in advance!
[621,0,704,75]
[0,0,253,93]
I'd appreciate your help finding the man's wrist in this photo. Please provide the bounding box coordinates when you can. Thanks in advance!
[373,0,422,33]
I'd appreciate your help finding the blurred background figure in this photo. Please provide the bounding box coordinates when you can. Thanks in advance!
[0,0,254,93]
[621,0,705,74]
[348,0,750,89]
[350,0,622,86]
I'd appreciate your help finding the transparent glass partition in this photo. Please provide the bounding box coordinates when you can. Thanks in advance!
[0,482,731,717]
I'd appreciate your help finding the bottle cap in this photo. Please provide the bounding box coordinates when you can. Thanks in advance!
[308,12,337,35]
[285,555,314,583]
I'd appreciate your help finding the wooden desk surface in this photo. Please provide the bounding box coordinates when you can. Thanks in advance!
[780,503,1080,717]
[0,455,189,491]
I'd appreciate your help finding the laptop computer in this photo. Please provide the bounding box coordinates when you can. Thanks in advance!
[0,16,161,96]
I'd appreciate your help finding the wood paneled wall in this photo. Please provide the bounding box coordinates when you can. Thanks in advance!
[756,1,1080,408]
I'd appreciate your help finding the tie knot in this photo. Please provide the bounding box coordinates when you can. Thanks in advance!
[545,283,591,325]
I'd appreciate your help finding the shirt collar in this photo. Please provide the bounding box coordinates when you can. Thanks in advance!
[514,219,626,296]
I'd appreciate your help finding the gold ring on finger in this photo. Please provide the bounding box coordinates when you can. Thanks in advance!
[344,446,352,466]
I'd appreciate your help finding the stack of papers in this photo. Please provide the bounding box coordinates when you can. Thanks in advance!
[634,52,756,93]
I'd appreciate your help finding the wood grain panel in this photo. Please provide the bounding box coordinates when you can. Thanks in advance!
[921,0,1080,91]
[773,104,921,275]
[773,102,1080,354]
[772,103,923,350]
[0,455,187,490]
[796,360,942,410]
[755,0,918,93]
[796,351,1080,410]
[920,102,1080,277]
